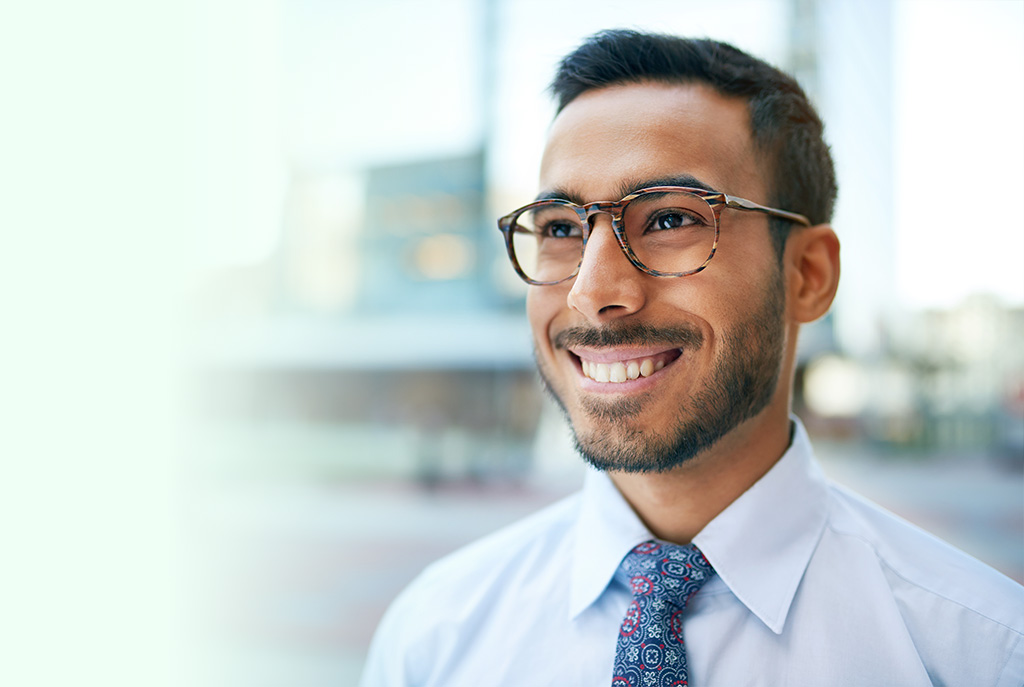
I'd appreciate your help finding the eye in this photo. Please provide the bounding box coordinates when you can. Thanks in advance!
[540,220,582,239]
[650,210,702,231]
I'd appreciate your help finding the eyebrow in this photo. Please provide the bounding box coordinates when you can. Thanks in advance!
[534,174,719,204]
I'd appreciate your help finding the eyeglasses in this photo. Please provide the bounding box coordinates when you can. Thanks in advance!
[497,186,810,286]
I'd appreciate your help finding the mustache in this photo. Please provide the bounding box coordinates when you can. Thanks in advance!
[553,322,704,350]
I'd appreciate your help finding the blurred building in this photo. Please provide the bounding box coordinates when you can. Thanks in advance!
[803,295,1024,461]
[356,151,498,312]
[193,147,540,485]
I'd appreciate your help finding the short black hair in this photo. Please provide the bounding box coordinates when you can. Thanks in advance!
[551,30,837,258]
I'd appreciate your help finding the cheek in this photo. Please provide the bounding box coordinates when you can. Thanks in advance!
[694,234,780,315]
[654,272,722,322]
[526,288,564,341]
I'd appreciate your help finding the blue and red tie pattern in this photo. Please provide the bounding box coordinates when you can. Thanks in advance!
[611,541,714,687]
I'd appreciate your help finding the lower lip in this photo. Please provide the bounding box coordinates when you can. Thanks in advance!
[572,356,675,393]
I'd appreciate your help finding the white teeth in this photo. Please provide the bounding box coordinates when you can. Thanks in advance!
[609,362,627,383]
[581,357,668,383]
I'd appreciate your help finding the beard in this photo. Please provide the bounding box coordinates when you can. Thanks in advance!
[536,268,786,474]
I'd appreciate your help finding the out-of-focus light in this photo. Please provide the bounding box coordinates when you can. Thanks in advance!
[868,363,917,416]
[805,355,869,417]
[284,172,365,312]
[411,234,474,280]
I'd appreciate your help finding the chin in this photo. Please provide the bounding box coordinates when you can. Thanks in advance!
[571,413,727,474]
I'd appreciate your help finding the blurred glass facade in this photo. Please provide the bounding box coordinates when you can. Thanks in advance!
[186,1,1023,684]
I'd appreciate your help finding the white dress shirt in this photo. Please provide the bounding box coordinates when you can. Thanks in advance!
[360,420,1024,686]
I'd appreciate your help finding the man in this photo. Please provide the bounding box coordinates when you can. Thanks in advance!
[361,31,1024,686]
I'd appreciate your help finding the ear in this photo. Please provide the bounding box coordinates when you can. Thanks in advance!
[784,224,840,323]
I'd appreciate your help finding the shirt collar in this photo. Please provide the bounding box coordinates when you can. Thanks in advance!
[569,464,650,619]
[569,418,830,634]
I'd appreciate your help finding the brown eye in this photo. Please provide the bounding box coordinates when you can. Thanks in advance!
[651,211,699,231]
[543,221,581,238]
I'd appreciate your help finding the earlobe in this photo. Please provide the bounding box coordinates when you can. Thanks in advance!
[786,225,840,323]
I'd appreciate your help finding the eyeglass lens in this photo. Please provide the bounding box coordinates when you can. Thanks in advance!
[510,190,717,282]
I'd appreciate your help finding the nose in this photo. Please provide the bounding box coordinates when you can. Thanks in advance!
[566,215,647,323]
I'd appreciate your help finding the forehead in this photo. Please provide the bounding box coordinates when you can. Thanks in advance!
[539,81,764,202]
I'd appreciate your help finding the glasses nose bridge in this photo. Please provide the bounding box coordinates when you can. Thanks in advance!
[575,198,634,277]
[580,199,627,234]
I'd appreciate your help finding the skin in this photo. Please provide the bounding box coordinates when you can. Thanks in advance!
[528,81,840,544]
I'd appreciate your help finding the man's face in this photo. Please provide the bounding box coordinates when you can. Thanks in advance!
[528,81,789,473]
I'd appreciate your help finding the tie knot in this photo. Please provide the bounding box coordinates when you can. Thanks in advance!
[620,540,714,609]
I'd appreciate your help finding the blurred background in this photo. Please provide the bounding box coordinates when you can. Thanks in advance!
[183,0,1024,684]
[3,1,1018,686]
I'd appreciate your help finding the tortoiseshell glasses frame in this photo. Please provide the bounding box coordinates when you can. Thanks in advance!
[497,185,811,286]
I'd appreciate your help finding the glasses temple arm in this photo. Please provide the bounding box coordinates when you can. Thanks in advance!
[723,195,812,226]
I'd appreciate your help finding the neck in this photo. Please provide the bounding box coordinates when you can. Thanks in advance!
[607,406,793,545]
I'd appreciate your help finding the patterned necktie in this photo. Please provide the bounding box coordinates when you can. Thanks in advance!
[611,540,714,687]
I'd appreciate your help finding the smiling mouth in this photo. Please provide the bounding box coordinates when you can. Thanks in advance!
[571,349,682,384]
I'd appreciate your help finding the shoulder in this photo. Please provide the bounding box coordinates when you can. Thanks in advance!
[360,492,582,685]
[406,491,580,605]
[823,482,1024,681]
[825,481,1024,622]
